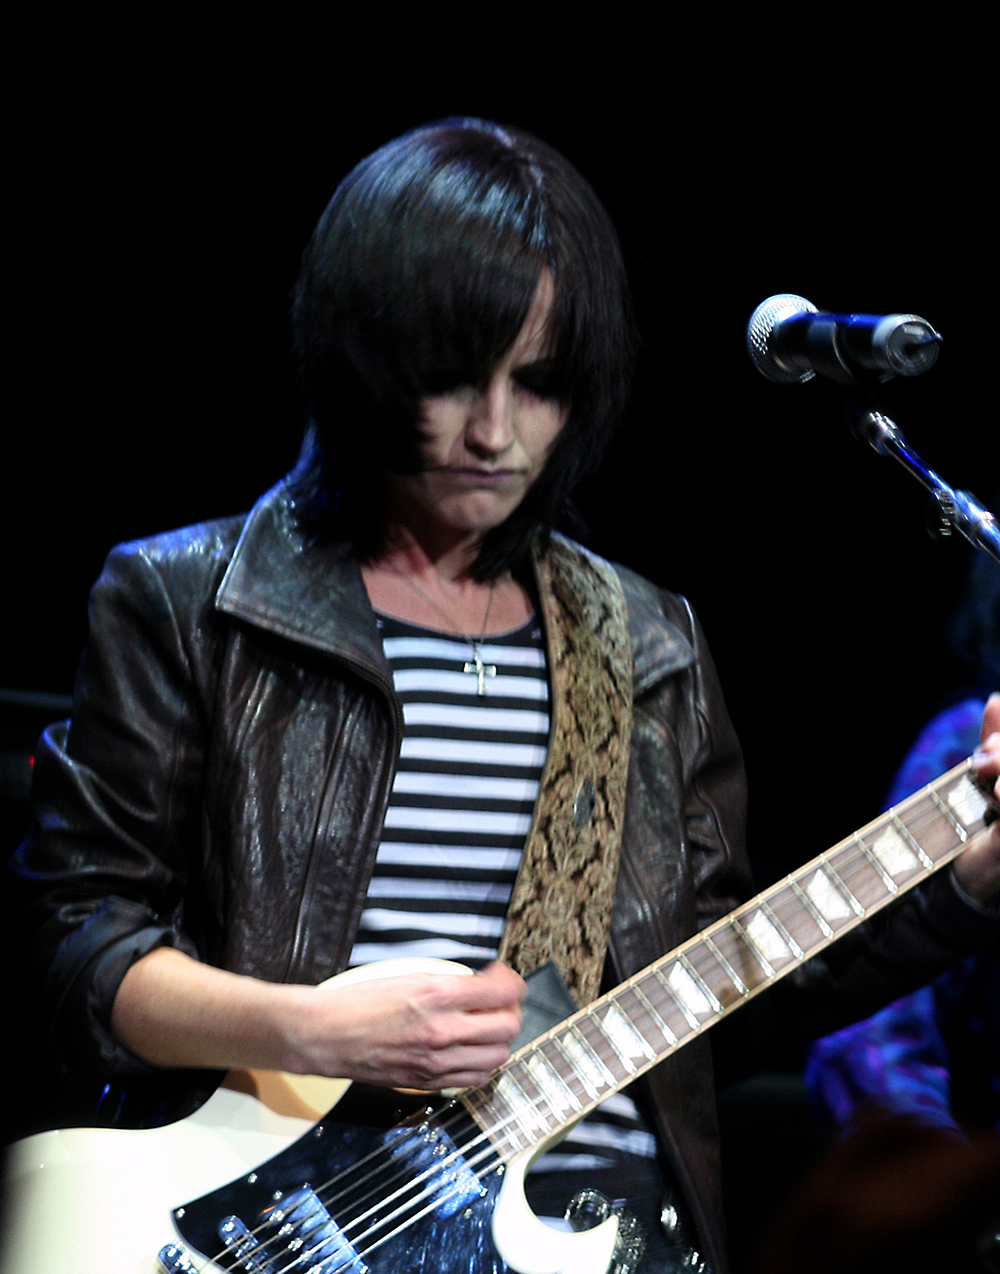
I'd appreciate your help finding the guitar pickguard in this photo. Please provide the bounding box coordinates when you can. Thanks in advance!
[170,1084,509,1273]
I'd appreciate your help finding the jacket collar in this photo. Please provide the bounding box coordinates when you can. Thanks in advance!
[616,565,695,696]
[214,480,390,683]
[214,481,693,694]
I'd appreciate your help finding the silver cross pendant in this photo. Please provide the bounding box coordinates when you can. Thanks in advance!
[463,642,497,696]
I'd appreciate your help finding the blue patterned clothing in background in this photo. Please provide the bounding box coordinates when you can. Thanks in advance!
[806,699,1000,1134]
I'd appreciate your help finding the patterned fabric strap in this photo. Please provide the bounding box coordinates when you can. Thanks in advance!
[498,535,634,1007]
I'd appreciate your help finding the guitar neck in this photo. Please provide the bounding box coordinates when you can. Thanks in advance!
[463,759,993,1162]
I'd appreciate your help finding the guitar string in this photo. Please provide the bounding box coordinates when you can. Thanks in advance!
[213,1126,507,1274]
[223,798,970,1272]
[263,1108,519,1270]
[205,1102,514,1270]
[324,1138,509,1274]
[211,1031,583,1268]
[220,1066,590,1274]
[310,1121,526,1274]
[208,779,979,1271]
[209,1098,492,1261]
[224,841,962,1272]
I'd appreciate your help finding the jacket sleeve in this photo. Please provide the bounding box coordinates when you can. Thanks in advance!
[10,540,216,1086]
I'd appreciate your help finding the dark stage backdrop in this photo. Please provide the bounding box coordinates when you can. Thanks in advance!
[5,62,996,887]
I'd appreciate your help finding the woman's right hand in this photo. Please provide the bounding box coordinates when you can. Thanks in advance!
[112,948,523,1091]
[280,961,524,1090]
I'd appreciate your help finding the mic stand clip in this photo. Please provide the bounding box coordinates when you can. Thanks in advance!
[849,407,1000,563]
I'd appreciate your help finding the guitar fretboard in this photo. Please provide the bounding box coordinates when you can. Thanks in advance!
[462,759,993,1162]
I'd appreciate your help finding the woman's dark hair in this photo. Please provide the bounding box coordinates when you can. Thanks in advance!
[291,117,636,577]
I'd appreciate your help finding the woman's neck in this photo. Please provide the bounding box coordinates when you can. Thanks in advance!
[361,528,532,637]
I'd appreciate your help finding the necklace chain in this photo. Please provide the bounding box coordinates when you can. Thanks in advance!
[387,573,500,696]
[389,573,499,644]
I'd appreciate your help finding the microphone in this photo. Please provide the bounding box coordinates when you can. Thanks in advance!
[747,293,942,385]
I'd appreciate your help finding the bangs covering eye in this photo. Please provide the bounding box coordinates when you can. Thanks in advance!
[292,117,635,576]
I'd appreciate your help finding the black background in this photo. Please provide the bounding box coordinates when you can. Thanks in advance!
[6,35,997,888]
[3,24,998,1268]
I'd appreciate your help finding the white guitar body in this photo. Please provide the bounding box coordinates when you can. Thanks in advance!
[1,959,616,1274]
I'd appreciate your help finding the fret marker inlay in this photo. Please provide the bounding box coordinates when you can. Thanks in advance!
[805,868,853,922]
[870,826,919,878]
[666,962,712,1019]
[745,910,791,964]
[947,775,989,828]
[495,1072,546,1135]
[558,1029,609,1097]
[602,1003,655,1064]
[526,1052,578,1117]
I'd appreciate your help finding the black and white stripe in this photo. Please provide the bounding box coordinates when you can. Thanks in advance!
[350,615,548,969]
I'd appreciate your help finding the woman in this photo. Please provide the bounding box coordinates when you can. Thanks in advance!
[14,119,1000,1273]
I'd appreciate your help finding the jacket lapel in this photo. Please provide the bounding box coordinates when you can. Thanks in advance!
[213,483,391,689]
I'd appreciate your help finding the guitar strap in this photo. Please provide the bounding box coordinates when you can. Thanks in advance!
[496,535,634,1008]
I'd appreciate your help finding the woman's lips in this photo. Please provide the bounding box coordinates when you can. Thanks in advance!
[446,468,523,486]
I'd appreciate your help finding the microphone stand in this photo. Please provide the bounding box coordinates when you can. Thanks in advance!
[848,404,1000,564]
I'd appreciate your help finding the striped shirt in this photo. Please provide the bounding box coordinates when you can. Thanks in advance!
[350,613,660,1196]
[350,614,549,968]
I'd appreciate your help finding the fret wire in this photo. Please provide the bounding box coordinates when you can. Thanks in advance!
[530,1042,580,1113]
[613,986,661,1054]
[702,931,748,995]
[855,836,898,895]
[592,1009,640,1074]
[758,898,804,958]
[678,952,723,1013]
[631,978,678,1041]
[515,1057,560,1125]
[834,846,890,910]
[890,812,934,869]
[763,884,814,943]
[905,800,958,860]
[652,967,700,1030]
[683,941,746,1009]
[485,1093,545,1156]
[550,1029,596,1100]
[729,916,774,979]
[537,1039,593,1121]
[708,923,767,993]
[485,1098,529,1156]
[499,1066,551,1136]
[550,1033,600,1100]
[578,1009,636,1074]
[643,966,697,1033]
[818,857,865,916]
[524,1049,582,1127]
[929,789,968,842]
[476,1080,529,1151]
[788,876,834,940]
[568,1020,618,1088]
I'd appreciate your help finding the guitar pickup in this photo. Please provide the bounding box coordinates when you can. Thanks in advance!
[257,1185,369,1273]
[383,1121,485,1217]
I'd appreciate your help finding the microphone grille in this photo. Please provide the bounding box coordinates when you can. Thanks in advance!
[747,293,820,383]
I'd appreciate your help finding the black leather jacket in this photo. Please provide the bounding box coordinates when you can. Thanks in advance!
[14,480,999,1272]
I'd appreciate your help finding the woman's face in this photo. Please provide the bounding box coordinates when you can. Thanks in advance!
[385,273,568,545]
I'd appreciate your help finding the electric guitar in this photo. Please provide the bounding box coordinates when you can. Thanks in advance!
[2,759,994,1274]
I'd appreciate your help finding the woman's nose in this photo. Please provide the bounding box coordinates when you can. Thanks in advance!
[465,378,515,455]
